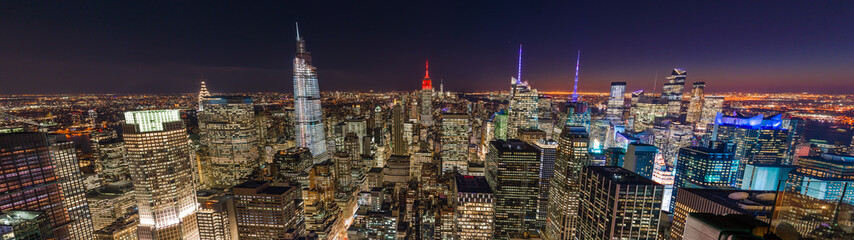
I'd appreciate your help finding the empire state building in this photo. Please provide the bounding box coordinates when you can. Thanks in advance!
[293,23,328,161]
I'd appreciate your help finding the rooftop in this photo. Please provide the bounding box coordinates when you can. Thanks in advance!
[587,166,660,186]
[0,210,44,226]
[455,175,493,194]
[681,188,775,215]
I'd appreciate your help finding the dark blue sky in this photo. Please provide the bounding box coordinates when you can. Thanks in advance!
[1,1,852,94]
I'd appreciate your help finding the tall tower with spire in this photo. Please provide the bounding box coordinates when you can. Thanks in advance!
[198,80,210,111]
[420,60,434,126]
[293,23,328,161]
[508,45,539,138]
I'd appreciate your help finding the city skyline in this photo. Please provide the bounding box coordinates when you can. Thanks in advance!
[2,1,854,94]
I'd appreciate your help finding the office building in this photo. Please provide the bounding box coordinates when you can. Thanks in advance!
[95,138,129,182]
[787,153,854,204]
[123,110,199,239]
[0,133,72,239]
[698,95,724,130]
[577,166,663,240]
[545,127,589,240]
[271,147,312,180]
[662,68,687,115]
[198,81,211,111]
[486,139,541,237]
[391,103,408,155]
[673,146,736,208]
[623,143,657,179]
[198,96,260,187]
[670,188,775,240]
[452,175,494,240]
[741,164,794,191]
[508,45,539,138]
[492,110,509,141]
[86,181,136,230]
[441,113,470,174]
[49,137,95,239]
[606,82,626,120]
[233,180,305,239]
[196,190,232,240]
[532,139,557,229]
[293,24,329,160]
[686,82,705,124]
[708,113,789,187]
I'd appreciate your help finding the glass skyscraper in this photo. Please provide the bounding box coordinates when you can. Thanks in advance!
[293,24,328,161]
[123,110,199,240]
[545,126,590,240]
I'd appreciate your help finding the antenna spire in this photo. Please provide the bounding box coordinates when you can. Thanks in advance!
[516,44,523,85]
[571,50,580,102]
[425,59,429,78]
[295,22,300,41]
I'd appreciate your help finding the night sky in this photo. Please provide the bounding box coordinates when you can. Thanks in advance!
[1,1,852,94]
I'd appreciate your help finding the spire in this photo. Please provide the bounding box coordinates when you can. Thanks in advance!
[296,22,306,54]
[425,59,430,78]
[421,59,432,90]
[516,44,523,85]
[571,50,580,102]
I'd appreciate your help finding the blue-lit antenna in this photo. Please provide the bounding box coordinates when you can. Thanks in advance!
[571,50,580,102]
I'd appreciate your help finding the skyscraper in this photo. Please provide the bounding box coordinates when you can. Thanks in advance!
[708,113,789,187]
[673,146,736,210]
[0,133,72,239]
[545,126,590,240]
[699,95,724,130]
[293,23,328,161]
[420,60,434,126]
[606,82,626,120]
[787,153,854,204]
[199,96,260,187]
[508,45,539,138]
[577,166,663,240]
[623,143,658,179]
[441,113,470,175]
[123,110,199,240]
[662,68,687,116]
[49,137,95,239]
[486,139,541,237]
[686,81,705,124]
[669,188,775,240]
[198,81,210,111]
[391,102,408,155]
[532,139,558,229]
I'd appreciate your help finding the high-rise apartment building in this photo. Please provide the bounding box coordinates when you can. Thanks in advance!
[452,175,494,240]
[686,81,705,124]
[49,137,95,240]
[662,68,687,116]
[0,132,72,239]
[486,139,541,237]
[577,166,663,240]
[293,24,328,161]
[233,180,305,239]
[199,96,259,187]
[123,110,199,240]
[606,82,626,120]
[545,126,589,240]
[441,113,470,175]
